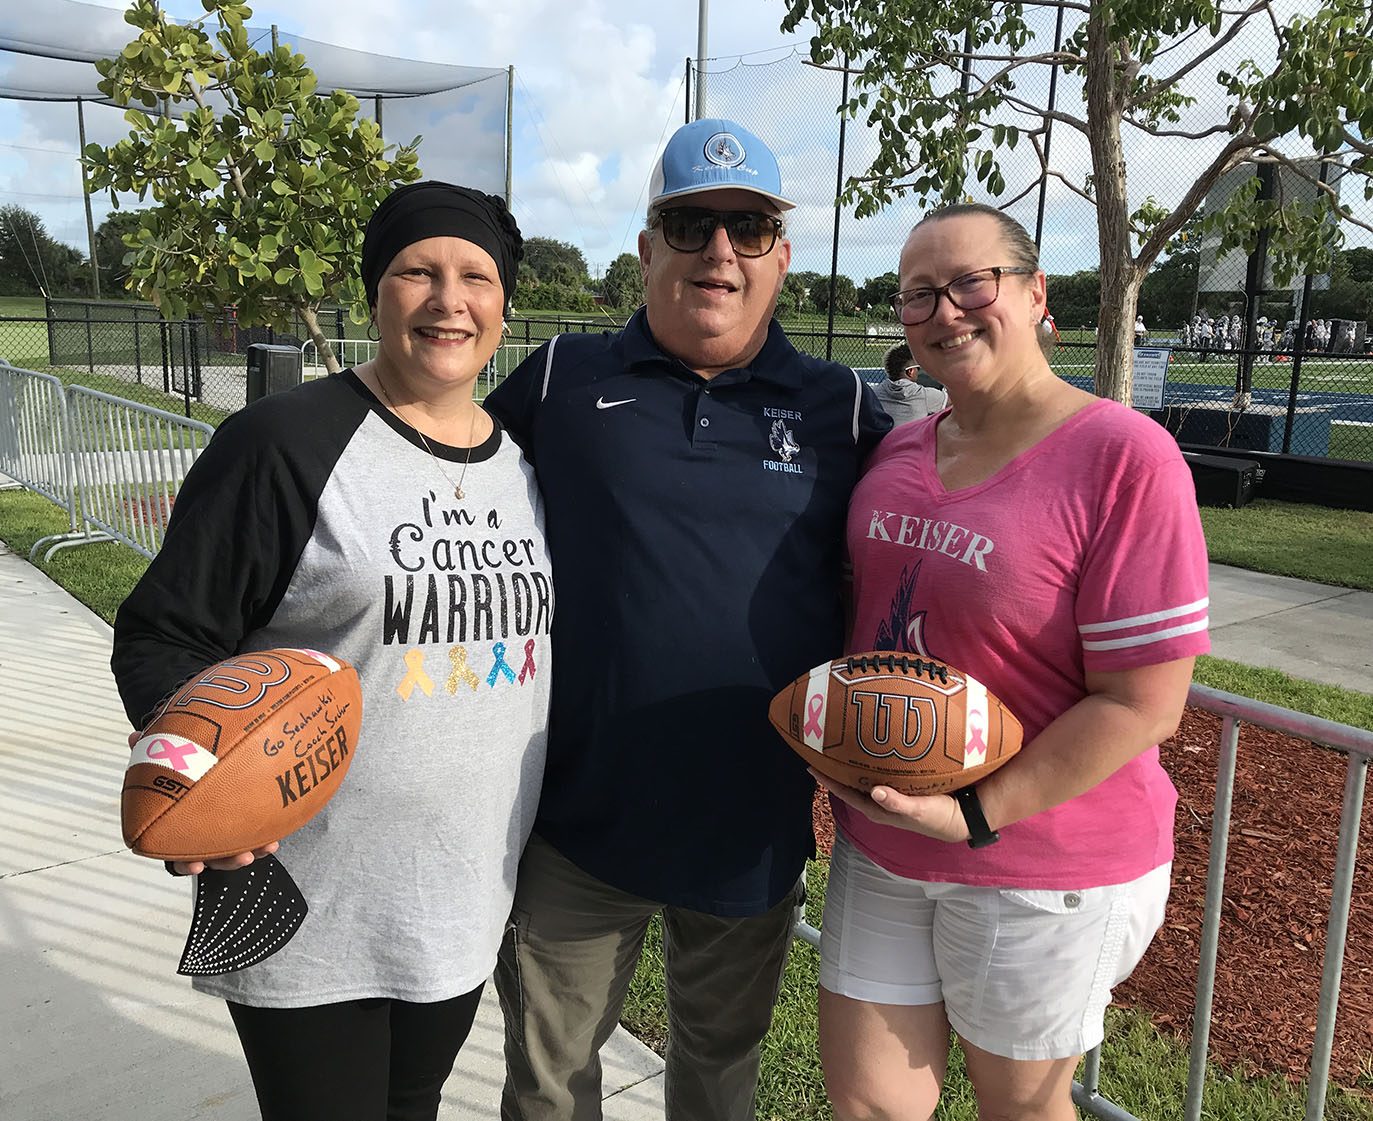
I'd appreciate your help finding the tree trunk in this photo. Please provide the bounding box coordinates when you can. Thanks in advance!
[1094,260,1141,403]
[298,305,340,374]
[1082,5,1144,403]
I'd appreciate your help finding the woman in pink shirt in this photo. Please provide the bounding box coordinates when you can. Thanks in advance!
[817,204,1209,1121]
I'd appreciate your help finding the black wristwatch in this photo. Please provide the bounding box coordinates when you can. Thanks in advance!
[955,786,1000,849]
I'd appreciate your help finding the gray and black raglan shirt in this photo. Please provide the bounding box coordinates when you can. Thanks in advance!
[112,370,552,1007]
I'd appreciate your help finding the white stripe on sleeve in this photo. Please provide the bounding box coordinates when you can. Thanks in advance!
[540,335,560,402]
[1081,617,1210,651]
[1078,597,1210,634]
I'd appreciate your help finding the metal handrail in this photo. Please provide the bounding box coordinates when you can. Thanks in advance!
[794,683,1373,1121]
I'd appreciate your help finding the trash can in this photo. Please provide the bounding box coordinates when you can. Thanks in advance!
[246,343,304,405]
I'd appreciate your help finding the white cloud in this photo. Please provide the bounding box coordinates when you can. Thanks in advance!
[4,0,1368,292]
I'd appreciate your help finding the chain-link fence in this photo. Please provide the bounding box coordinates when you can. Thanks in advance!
[0,302,352,424]
[3,308,1369,462]
[684,39,1373,465]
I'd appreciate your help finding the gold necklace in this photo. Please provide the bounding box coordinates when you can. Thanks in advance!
[371,369,479,501]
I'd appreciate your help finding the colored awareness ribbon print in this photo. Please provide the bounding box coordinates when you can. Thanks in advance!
[803,693,825,739]
[397,649,435,700]
[145,737,198,773]
[517,639,537,685]
[487,642,516,687]
[447,645,481,694]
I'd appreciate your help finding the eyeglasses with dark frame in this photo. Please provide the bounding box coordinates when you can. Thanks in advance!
[651,207,786,258]
[889,266,1037,326]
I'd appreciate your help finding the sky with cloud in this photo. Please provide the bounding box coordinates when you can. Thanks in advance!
[2,0,1367,294]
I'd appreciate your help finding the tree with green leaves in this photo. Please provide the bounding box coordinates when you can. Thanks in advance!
[602,252,645,309]
[83,0,421,372]
[780,273,810,316]
[782,0,1373,401]
[93,209,145,296]
[0,205,90,298]
[858,271,900,317]
[522,237,590,288]
[1044,268,1102,330]
[810,273,858,316]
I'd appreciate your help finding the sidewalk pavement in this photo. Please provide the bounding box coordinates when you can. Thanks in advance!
[1206,563,1373,693]
[0,539,665,1121]
[2,543,1370,1121]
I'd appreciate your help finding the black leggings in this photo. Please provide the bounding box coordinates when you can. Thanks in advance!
[227,984,484,1121]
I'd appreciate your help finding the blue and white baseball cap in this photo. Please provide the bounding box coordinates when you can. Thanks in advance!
[648,118,796,212]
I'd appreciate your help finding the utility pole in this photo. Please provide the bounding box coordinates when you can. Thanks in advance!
[76,97,101,299]
[695,0,709,120]
[506,66,515,204]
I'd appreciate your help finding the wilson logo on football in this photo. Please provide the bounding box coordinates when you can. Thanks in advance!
[167,653,294,712]
[850,691,939,762]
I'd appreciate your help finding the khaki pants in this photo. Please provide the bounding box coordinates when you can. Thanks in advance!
[496,833,801,1121]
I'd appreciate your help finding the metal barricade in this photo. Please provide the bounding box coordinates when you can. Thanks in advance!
[793,684,1373,1121]
[297,339,536,398]
[301,338,378,378]
[0,361,83,555]
[480,344,538,397]
[60,386,214,560]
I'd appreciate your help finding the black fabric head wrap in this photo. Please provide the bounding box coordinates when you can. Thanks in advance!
[361,181,523,312]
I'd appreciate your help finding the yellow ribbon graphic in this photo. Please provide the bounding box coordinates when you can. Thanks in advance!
[397,648,435,700]
[447,645,481,694]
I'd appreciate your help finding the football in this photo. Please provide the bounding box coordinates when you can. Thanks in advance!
[122,648,363,861]
[769,651,1022,796]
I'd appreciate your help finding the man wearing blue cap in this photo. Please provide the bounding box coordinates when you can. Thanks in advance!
[486,118,890,1120]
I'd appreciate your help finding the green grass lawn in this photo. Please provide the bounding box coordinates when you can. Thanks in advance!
[1199,499,1373,590]
[6,484,1373,1119]
[4,313,1373,1120]
[0,488,149,622]
[623,858,1373,1121]
[1193,654,1373,730]
[1330,424,1373,463]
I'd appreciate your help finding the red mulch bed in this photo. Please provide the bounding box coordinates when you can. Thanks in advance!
[811,706,1373,1084]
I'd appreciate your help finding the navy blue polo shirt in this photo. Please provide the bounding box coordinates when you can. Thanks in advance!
[485,309,890,915]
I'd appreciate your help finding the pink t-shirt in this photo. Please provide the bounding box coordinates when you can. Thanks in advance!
[837,398,1210,888]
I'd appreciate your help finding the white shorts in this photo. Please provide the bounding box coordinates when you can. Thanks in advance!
[819,832,1170,1061]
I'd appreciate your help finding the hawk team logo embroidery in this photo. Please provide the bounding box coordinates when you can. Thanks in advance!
[769,419,800,463]
[703,132,746,168]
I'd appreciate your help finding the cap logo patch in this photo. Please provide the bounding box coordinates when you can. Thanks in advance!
[704,132,746,168]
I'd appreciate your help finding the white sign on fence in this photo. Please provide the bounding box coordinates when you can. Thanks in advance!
[1131,347,1171,411]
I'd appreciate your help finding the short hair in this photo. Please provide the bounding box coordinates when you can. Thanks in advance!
[884,342,914,380]
[912,203,1039,271]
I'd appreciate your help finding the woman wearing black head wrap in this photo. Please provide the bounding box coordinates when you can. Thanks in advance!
[111,182,551,1121]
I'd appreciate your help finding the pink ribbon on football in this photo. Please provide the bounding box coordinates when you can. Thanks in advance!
[145,737,197,773]
[803,694,825,738]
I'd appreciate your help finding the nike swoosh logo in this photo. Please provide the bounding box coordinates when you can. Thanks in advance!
[596,397,636,410]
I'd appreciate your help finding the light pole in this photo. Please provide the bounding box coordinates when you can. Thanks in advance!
[695,0,709,119]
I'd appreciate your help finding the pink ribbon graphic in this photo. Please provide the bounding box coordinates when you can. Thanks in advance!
[518,639,537,685]
[145,737,197,773]
[803,694,825,739]
[966,709,987,762]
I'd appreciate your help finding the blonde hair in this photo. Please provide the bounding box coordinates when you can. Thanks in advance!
[914,203,1040,271]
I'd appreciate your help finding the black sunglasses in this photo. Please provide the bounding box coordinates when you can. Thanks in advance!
[652,207,785,258]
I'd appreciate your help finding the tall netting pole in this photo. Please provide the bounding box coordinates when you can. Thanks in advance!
[505,66,515,204]
[76,96,101,300]
[825,57,850,361]
[695,0,709,120]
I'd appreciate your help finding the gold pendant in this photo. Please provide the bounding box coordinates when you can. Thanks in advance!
[454,485,464,500]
